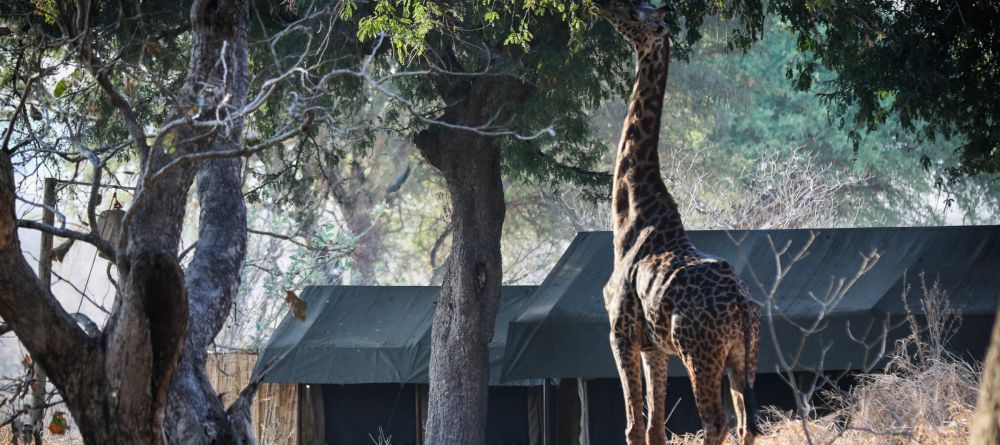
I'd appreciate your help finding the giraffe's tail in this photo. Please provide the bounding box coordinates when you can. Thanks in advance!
[742,383,762,436]
[742,301,762,436]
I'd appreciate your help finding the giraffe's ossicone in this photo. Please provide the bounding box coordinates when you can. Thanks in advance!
[598,2,762,445]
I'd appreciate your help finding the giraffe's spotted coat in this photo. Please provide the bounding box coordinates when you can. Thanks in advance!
[599,2,762,445]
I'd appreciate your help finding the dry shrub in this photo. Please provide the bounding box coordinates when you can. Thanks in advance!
[841,355,979,443]
[747,276,981,445]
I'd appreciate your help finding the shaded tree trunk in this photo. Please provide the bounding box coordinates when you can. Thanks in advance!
[971,297,1000,444]
[164,157,249,445]
[158,0,251,443]
[414,39,531,439]
[416,125,505,445]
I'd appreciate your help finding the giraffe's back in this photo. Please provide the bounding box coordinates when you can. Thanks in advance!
[633,249,756,356]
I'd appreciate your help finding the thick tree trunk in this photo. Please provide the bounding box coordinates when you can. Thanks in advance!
[1,0,249,444]
[165,158,249,445]
[0,118,191,445]
[162,0,251,443]
[970,298,1000,444]
[413,35,532,442]
[417,127,505,445]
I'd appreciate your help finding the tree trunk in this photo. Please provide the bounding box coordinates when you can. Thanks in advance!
[165,158,249,445]
[161,0,251,443]
[416,125,505,445]
[971,297,1000,444]
[329,160,386,285]
[0,0,249,443]
[412,33,533,442]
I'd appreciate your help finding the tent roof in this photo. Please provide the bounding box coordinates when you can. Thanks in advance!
[257,285,537,385]
[502,226,1000,381]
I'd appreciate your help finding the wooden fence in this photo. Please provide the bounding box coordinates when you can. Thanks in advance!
[206,352,298,445]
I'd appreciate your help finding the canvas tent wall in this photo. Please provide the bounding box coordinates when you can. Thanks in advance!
[502,226,1000,441]
[255,285,544,445]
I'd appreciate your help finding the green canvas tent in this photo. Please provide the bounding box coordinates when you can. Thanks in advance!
[254,286,546,445]
[502,225,999,382]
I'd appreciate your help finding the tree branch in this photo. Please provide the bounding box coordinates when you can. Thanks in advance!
[16,219,116,260]
[0,152,96,388]
[55,0,151,163]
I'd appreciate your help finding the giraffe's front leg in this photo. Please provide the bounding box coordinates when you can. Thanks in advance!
[642,348,669,445]
[610,323,645,445]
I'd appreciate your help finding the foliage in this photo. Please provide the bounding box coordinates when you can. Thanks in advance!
[773,0,1000,177]
[354,0,766,57]
[614,20,1000,225]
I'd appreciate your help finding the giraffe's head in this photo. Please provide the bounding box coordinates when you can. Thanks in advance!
[598,0,673,52]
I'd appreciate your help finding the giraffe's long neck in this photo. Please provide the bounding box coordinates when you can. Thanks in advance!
[612,39,689,258]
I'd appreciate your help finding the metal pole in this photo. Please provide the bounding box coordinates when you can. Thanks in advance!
[30,177,55,444]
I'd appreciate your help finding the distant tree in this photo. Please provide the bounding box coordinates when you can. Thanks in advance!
[773,0,1000,177]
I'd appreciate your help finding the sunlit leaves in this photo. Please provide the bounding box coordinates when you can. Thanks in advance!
[356,0,458,58]
[161,130,177,155]
[52,78,67,97]
[31,0,57,24]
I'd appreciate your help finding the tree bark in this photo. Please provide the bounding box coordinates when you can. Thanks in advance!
[417,126,506,445]
[970,296,1000,444]
[165,158,249,445]
[413,45,538,438]
[412,31,534,442]
[159,0,251,443]
[0,0,250,443]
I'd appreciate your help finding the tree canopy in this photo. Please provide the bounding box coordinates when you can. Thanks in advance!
[773,0,1000,176]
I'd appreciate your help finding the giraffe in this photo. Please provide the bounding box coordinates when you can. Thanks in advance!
[597,2,762,445]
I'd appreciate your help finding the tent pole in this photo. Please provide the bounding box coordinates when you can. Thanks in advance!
[543,378,552,445]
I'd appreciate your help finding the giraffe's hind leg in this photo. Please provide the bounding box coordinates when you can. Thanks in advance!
[726,349,756,445]
[611,329,646,445]
[726,306,760,445]
[679,351,727,445]
[642,348,668,445]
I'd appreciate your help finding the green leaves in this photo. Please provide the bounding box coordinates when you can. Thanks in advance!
[53,78,68,97]
[162,130,177,155]
[356,0,457,58]
[772,0,1000,177]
